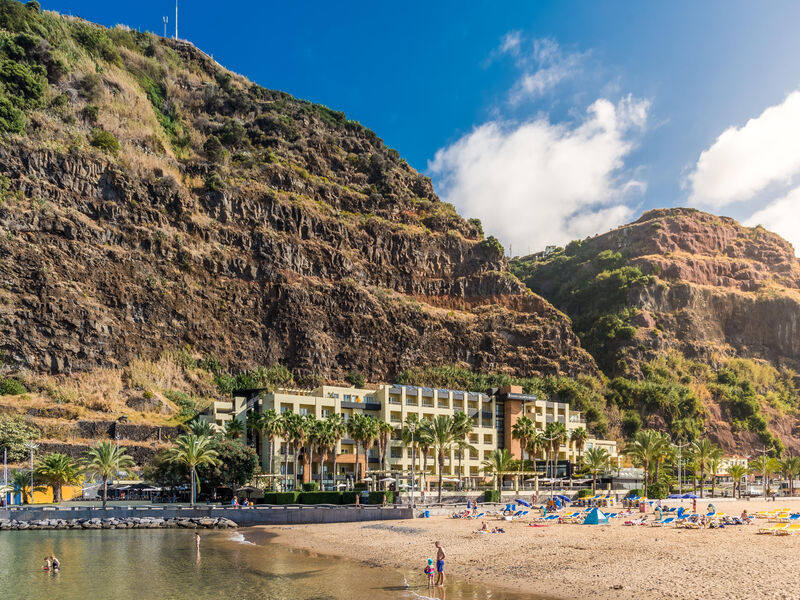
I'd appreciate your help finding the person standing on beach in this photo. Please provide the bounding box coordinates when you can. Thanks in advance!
[434,541,445,587]
[195,531,201,549]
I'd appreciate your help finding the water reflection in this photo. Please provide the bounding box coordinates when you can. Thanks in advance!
[0,529,542,600]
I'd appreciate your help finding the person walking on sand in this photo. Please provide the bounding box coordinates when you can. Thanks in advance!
[434,541,445,587]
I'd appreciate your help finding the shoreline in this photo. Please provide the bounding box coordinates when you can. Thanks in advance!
[259,498,800,600]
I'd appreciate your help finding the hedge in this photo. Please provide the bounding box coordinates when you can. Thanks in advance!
[299,491,342,505]
[577,489,593,498]
[342,491,361,504]
[262,492,299,504]
[483,490,500,503]
[626,489,644,498]
[302,482,319,492]
[368,491,394,504]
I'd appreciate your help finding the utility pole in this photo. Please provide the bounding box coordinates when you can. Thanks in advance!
[174,0,178,40]
[162,16,168,39]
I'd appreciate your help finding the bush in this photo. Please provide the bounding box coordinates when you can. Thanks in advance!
[0,58,46,109]
[0,93,24,133]
[203,134,226,164]
[626,488,643,498]
[342,491,362,504]
[646,483,667,499]
[483,490,500,503]
[368,491,394,504]
[0,415,38,461]
[0,378,26,395]
[204,170,225,192]
[89,128,120,155]
[299,491,342,504]
[262,492,299,504]
[576,489,593,499]
[345,371,365,388]
[81,104,99,123]
[302,481,319,492]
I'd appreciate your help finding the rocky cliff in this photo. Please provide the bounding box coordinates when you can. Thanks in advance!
[0,3,595,382]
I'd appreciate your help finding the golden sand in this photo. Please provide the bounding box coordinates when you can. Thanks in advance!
[261,499,800,600]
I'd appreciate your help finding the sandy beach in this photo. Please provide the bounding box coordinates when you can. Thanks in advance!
[260,499,800,600]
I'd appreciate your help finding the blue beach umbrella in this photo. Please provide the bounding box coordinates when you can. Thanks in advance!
[682,493,699,499]
[515,499,531,507]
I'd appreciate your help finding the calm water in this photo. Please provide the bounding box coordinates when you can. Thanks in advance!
[0,528,543,600]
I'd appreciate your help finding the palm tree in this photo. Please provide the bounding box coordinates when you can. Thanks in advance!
[280,411,305,490]
[762,456,781,495]
[527,430,546,481]
[427,415,461,502]
[454,439,475,486]
[583,447,610,493]
[624,430,671,497]
[34,453,83,503]
[570,427,588,464]
[452,411,473,488]
[246,410,263,449]
[417,420,434,494]
[511,415,535,465]
[259,409,281,487]
[326,414,348,490]
[708,447,723,498]
[482,449,514,500]
[401,414,421,493]
[316,420,336,490]
[83,442,136,508]
[779,456,800,497]
[727,464,748,498]
[689,438,719,499]
[11,470,44,504]
[348,413,378,484]
[165,434,221,505]
[544,422,567,480]
[186,418,216,437]
[375,419,395,484]
[304,415,321,488]
[224,419,244,440]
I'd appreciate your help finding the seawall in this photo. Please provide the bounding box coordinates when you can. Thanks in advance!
[0,505,413,526]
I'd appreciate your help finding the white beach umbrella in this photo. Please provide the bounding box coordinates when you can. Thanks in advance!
[379,477,396,483]
[362,477,373,481]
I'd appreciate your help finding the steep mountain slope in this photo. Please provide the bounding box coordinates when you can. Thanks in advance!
[0,2,595,382]
[512,208,800,453]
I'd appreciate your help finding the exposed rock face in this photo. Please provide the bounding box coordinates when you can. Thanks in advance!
[0,137,594,380]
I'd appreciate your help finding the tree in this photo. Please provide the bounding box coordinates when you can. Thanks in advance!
[143,449,187,497]
[482,449,514,500]
[779,456,800,497]
[197,438,259,497]
[427,415,461,502]
[583,447,610,493]
[0,415,38,461]
[304,415,321,487]
[727,464,748,499]
[544,422,567,480]
[375,419,394,485]
[689,438,719,499]
[344,371,365,388]
[258,409,282,488]
[511,416,535,465]
[570,427,588,462]
[708,448,723,498]
[326,414,347,490]
[224,419,244,440]
[166,434,221,505]
[401,414,421,493]
[624,430,671,497]
[34,453,83,503]
[83,442,135,508]
[315,420,336,490]
[186,418,215,437]
[452,411,473,488]
[11,470,44,504]
[246,411,262,449]
[280,411,304,490]
[348,413,378,483]
[416,420,434,493]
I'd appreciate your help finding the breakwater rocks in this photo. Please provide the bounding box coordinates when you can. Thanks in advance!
[0,516,238,531]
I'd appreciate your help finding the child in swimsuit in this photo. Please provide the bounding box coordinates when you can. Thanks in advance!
[424,558,435,587]
[42,557,51,571]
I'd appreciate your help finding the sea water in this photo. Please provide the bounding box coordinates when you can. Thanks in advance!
[0,528,544,600]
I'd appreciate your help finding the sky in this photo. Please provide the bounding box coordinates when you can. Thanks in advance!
[42,1,800,255]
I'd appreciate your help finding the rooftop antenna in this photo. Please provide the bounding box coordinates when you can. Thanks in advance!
[174,0,178,40]
[162,16,168,38]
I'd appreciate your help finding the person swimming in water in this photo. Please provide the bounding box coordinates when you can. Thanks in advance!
[50,555,60,571]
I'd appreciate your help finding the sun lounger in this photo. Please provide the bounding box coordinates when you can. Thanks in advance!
[768,513,791,522]
[469,512,485,519]
[775,523,800,536]
[758,523,789,535]
[651,517,675,527]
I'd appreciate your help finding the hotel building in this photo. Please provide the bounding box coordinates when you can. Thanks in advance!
[205,383,618,489]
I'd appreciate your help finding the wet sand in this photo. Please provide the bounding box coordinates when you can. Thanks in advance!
[261,499,800,600]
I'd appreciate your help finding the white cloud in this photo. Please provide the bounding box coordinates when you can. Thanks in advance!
[744,187,800,255]
[429,96,650,253]
[687,91,800,207]
[492,34,585,103]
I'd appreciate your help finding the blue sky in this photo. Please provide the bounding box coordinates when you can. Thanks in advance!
[43,1,800,254]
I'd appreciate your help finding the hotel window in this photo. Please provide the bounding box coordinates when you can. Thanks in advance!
[322,409,331,418]
[299,408,309,415]
[344,394,352,401]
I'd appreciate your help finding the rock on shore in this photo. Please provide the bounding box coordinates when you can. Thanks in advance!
[0,516,237,531]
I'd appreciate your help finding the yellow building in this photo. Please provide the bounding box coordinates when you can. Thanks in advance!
[206,382,618,490]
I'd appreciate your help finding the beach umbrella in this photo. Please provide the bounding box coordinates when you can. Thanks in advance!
[362,477,373,481]
[379,477,396,483]
[682,493,699,499]
[515,499,531,507]
[667,494,683,499]
[336,483,347,489]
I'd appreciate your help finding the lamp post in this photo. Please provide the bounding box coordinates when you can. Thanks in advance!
[408,421,417,511]
[24,442,38,504]
[674,442,689,497]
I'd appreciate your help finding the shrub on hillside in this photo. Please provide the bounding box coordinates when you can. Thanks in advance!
[0,377,26,395]
[0,58,46,109]
[344,371,365,388]
[89,128,120,155]
[0,93,24,133]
